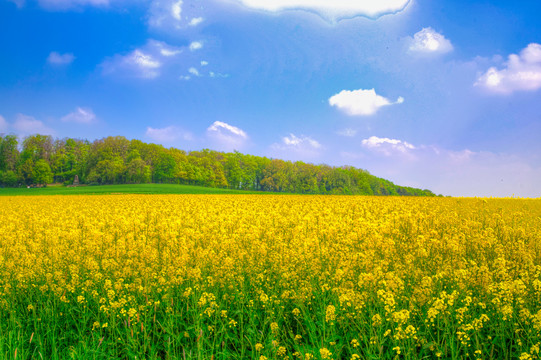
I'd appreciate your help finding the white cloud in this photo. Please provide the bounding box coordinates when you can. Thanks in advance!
[188,67,200,76]
[232,0,411,21]
[61,107,96,124]
[149,0,184,28]
[180,65,229,80]
[206,121,248,151]
[47,52,75,65]
[209,71,229,78]
[271,133,321,158]
[189,17,204,26]
[189,41,203,51]
[329,88,404,116]
[146,126,193,143]
[128,50,161,78]
[148,0,205,29]
[282,133,321,148]
[171,0,182,20]
[0,115,8,133]
[160,48,181,57]
[106,49,161,79]
[475,43,541,94]
[408,27,453,55]
[336,128,357,137]
[361,136,415,156]
[12,114,55,136]
[101,40,182,79]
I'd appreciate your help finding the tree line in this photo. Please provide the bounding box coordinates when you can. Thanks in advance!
[0,134,436,196]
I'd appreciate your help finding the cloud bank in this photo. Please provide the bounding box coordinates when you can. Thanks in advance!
[475,43,541,94]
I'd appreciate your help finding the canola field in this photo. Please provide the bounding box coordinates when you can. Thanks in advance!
[1,195,541,360]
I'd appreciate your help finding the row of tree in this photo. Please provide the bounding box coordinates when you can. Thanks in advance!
[0,134,436,196]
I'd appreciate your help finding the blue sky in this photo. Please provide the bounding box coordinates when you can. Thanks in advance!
[1,0,540,197]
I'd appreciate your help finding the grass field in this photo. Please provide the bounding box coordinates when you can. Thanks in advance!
[0,183,261,196]
[1,195,541,359]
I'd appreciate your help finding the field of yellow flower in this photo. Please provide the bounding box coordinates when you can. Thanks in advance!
[1,195,541,359]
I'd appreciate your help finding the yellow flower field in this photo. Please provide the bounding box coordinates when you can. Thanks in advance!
[1,195,541,359]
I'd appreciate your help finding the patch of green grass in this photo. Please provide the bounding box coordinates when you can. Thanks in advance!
[0,184,263,196]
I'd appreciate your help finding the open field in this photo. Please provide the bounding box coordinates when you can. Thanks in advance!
[1,195,541,359]
[0,184,262,196]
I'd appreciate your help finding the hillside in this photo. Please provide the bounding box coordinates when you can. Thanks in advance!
[0,134,437,196]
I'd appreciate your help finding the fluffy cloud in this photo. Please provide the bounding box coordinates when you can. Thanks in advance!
[104,49,161,79]
[271,133,321,159]
[160,48,181,57]
[206,121,248,151]
[12,114,55,136]
[47,52,75,65]
[188,67,200,76]
[282,133,320,148]
[361,136,415,155]
[148,0,205,30]
[232,0,410,21]
[0,115,8,133]
[146,126,193,144]
[101,40,182,79]
[475,43,541,94]
[180,67,202,80]
[329,88,404,116]
[61,107,96,124]
[171,0,182,19]
[189,41,203,51]
[148,0,183,28]
[189,17,204,26]
[408,27,453,55]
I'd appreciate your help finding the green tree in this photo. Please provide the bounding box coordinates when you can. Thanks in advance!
[125,150,151,184]
[21,134,54,164]
[0,135,19,172]
[33,159,53,186]
[154,153,176,183]
[18,158,34,185]
[0,170,18,187]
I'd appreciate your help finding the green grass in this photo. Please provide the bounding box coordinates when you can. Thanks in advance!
[0,183,263,196]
